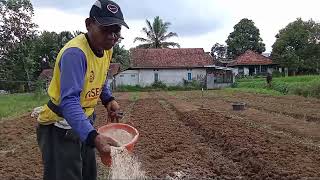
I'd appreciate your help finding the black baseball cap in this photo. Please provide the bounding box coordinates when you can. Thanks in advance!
[90,0,129,29]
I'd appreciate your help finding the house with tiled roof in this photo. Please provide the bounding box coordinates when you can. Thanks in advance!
[38,63,121,90]
[115,48,235,89]
[39,69,53,90]
[107,63,121,89]
[228,50,278,76]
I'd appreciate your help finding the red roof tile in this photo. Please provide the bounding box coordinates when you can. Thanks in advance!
[108,63,121,77]
[228,50,275,66]
[39,69,53,80]
[130,48,213,68]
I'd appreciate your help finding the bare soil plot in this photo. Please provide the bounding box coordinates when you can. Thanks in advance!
[1,91,320,179]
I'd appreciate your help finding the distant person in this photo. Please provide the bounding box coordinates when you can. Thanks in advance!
[36,0,128,180]
[266,73,272,88]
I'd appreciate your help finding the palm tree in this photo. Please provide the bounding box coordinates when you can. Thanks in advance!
[134,16,180,48]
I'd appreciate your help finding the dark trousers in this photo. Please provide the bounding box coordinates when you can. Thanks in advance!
[36,124,97,180]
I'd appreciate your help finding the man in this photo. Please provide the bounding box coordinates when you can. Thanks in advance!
[36,1,129,180]
[266,73,272,88]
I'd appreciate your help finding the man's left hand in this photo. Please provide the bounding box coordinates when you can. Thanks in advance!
[105,100,122,123]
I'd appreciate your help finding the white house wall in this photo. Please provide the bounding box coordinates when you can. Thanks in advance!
[233,66,276,76]
[115,70,139,86]
[232,68,238,75]
[116,69,206,87]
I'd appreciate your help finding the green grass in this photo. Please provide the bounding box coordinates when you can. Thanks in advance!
[233,75,320,98]
[0,93,48,120]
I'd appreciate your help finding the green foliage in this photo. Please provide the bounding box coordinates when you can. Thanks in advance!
[271,18,320,74]
[0,0,38,83]
[116,85,143,92]
[115,80,203,92]
[112,44,130,70]
[151,81,167,89]
[0,0,83,92]
[234,75,320,98]
[231,81,238,88]
[134,16,180,48]
[211,43,227,59]
[183,79,202,89]
[34,79,46,94]
[272,70,284,77]
[226,18,266,59]
[0,93,48,119]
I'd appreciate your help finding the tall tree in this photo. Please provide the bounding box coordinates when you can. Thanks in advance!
[33,31,59,69]
[57,31,73,49]
[112,44,130,70]
[211,43,227,60]
[271,18,320,74]
[0,0,38,90]
[134,16,180,48]
[226,18,265,59]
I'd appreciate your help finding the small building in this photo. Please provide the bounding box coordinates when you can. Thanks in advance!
[228,50,277,76]
[39,69,53,90]
[115,48,235,89]
[107,63,121,89]
[205,65,235,89]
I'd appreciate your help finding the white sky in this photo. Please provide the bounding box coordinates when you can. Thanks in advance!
[32,0,320,53]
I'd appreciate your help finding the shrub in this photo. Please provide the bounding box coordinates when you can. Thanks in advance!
[116,85,143,92]
[272,70,283,77]
[151,81,167,89]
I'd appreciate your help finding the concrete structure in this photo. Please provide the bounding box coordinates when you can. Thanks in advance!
[107,63,121,89]
[227,50,278,76]
[115,48,234,89]
[115,68,207,87]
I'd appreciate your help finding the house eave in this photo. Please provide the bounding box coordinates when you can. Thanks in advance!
[128,66,209,69]
[204,65,235,71]
[228,63,277,67]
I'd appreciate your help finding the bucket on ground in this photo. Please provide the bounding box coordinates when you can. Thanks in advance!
[97,123,139,166]
[232,102,246,111]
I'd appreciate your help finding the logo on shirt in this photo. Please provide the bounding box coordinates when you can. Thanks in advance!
[89,71,95,83]
[85,88,101,100]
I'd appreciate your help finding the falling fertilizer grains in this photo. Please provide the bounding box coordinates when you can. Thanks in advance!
[108,147,146,179]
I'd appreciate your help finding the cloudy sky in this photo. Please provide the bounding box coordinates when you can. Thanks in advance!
[31,0,320,52]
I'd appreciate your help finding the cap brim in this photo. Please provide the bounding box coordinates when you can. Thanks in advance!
[95,17,129,29]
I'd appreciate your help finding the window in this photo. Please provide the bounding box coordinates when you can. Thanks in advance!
[131,74,135,77]
[120,75,124,77]
[154,73,159,82]
[187,72,192,81]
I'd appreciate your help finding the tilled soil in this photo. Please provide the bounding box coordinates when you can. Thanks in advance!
[129,95,320,179]
[0,114,42,180]
[1,91,320,179]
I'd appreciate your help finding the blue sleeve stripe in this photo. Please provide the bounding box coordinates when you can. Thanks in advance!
[59,47,95,142]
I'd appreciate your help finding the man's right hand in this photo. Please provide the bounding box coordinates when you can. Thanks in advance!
[94,134,120,154]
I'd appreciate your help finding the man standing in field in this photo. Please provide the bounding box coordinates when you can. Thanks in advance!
[266,73,272,88]
[36,1,129,180]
